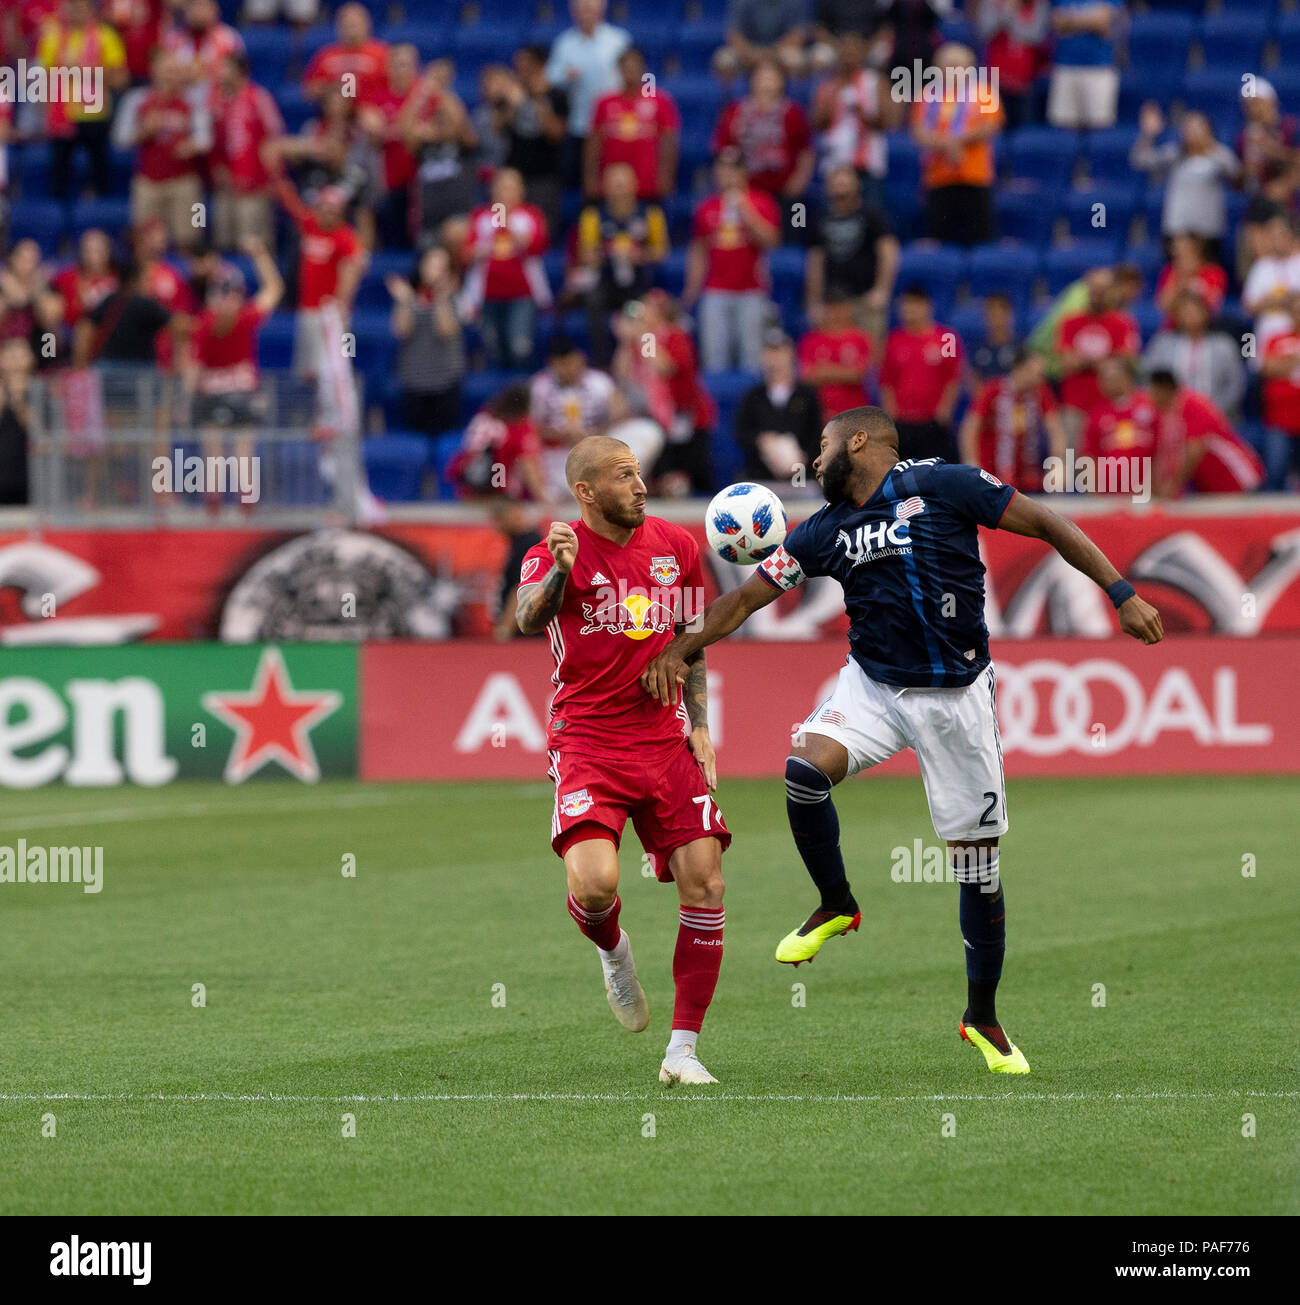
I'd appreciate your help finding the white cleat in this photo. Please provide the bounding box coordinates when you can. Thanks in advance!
[600,930,649,1032]
[658,1043,719,1087]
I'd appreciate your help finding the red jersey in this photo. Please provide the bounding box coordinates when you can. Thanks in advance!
[660,326,717,430]
[53,266,118,322]
[712,98,811,195]
[1155,262,1228,326]
[1160,391,1264,493]
[1263,330,1300,434]
[465,203,549,301]
[518,517,706,756]
[590,89,680,199]
[133,92,197,182]
[16,0,59,56]
[1057,310,1140,412]
[192,302,268,394]
[303,40,389,105]
[144,261,193,371]
[369,82,433,191]
[295,215,361,309]
[452,412,541,499]
[1081,390,1160,491]
[210,80,284,193]
[164,21,244,85]
[693,189,780,293]
[879,324,963,423]
[970,376,1058,491]
[103,0,165,81]
[798,327,872,419]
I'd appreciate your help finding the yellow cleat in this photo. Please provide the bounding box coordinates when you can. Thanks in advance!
[959,1020,1031,1074]
[775,908,861,966]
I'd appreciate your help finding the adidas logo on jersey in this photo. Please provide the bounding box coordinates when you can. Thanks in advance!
[590,571,612,585]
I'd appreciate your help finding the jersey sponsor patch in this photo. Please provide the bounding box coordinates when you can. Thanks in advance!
[649,555,680,585]
[759,544,806,591]
[520,556,541,583]
[560,788,594,816]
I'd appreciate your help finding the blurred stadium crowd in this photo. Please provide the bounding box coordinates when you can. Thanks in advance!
[2,0,1300,514]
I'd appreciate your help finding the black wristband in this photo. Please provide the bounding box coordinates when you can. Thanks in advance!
[1107,579,1136,609]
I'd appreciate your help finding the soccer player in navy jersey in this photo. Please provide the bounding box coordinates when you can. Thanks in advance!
[642,406,1163,1074]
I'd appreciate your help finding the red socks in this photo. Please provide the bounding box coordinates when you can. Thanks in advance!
[567,893,622,952]
[672,905,725,1033]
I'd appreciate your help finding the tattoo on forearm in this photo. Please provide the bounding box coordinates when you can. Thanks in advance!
[684,654,709,731]
[516,565,567,632]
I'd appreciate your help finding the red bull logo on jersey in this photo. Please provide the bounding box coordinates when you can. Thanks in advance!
[649,555,680,586]
[837,519,913,566]
[560,789,594,816]
[579,591,678,640]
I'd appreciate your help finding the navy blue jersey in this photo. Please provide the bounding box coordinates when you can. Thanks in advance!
[758,459,1016,687]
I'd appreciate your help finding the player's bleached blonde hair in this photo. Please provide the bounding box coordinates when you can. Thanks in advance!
[565,435,633,490]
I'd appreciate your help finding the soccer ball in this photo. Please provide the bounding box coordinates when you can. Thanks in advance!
[704,482,788,565]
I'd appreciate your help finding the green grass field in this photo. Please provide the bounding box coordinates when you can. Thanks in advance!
[0,775,1295,1215]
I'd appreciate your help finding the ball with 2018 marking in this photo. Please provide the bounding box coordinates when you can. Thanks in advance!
[704,482,788,566]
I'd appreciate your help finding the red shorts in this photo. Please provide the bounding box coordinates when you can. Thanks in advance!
[547,740,731,881]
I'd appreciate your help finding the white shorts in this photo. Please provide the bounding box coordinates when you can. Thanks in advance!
[800,658,1009,842]
[1047,66,1119,130]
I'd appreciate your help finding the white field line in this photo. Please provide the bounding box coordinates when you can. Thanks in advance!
[0,1090,1294,1105]
[0,784,553,833]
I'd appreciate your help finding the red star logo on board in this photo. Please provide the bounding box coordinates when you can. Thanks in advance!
[202,648,342,783]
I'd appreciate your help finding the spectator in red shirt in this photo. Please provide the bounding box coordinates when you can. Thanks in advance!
[3,1,61,62]
[1056,266,1140,438]
[357,42,423,248]
[450,381,547,503]
[1147,369,1264,497]
[1080,356,1160,499]
[712,58,814,202]
[302,2,389,106]
[209,54,285,252]
[165,0,245,104]
[798,290,872,420]
[461,167,551,371]
[685,150,781,372]
[127,49,205,253]
[958,349,1067,492]
[275,177,368,380]
[974,0,1051,130]
[103,0,166,85]
[618,290,717,496]
[879,285,964,461]
[52,228,119,332]
[584,46,680,201]
[1155,234,1228,326]
[1258,295,1300,490]
[183,237,284,512]
[132,217,195,373]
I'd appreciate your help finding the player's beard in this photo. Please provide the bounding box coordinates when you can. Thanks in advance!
[819,446,853,503]
[595,489,646,530]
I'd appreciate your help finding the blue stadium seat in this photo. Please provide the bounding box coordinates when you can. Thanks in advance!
[883,133,920,190]
[461,370,518,422]
[966,243,1041,313]
[1181,69,1246,117]
[66,198,132,240]
[433,432,464,499]
[660,75,723,121]
[995,187,1054,245]
[655,249,688,297]
[365,433,431,502]
[257,313,297,371]
[15,143,53,198]
[1198,13,1270,73]
[895,244,965,319]
[1121,243,1164,289]
[1063,183,1138,245]
[1084,127,1139,184]
[242,27,295,86]
[1279,12,1300,66]
[8,200,66,254]
[380,23,449,61]
[1127,13,1195,75]
[1043,241,1121,296]
[1007,127,1081,190]
[1131,297,1163,345]
[948,302,988,353]
[274,86,316,134]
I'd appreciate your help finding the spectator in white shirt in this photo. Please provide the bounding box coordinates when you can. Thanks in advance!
[1242,213,1300,367]
[545,0,629,185]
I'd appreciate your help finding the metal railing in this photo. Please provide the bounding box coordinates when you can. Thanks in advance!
[27,368,365,528]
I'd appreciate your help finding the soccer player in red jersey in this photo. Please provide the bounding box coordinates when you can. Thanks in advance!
[515,436,730,1086]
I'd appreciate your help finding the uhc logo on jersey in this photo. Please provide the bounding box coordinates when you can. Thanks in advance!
[837,518,913,566]
[560,789,594,816]
[649,555,680,585]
